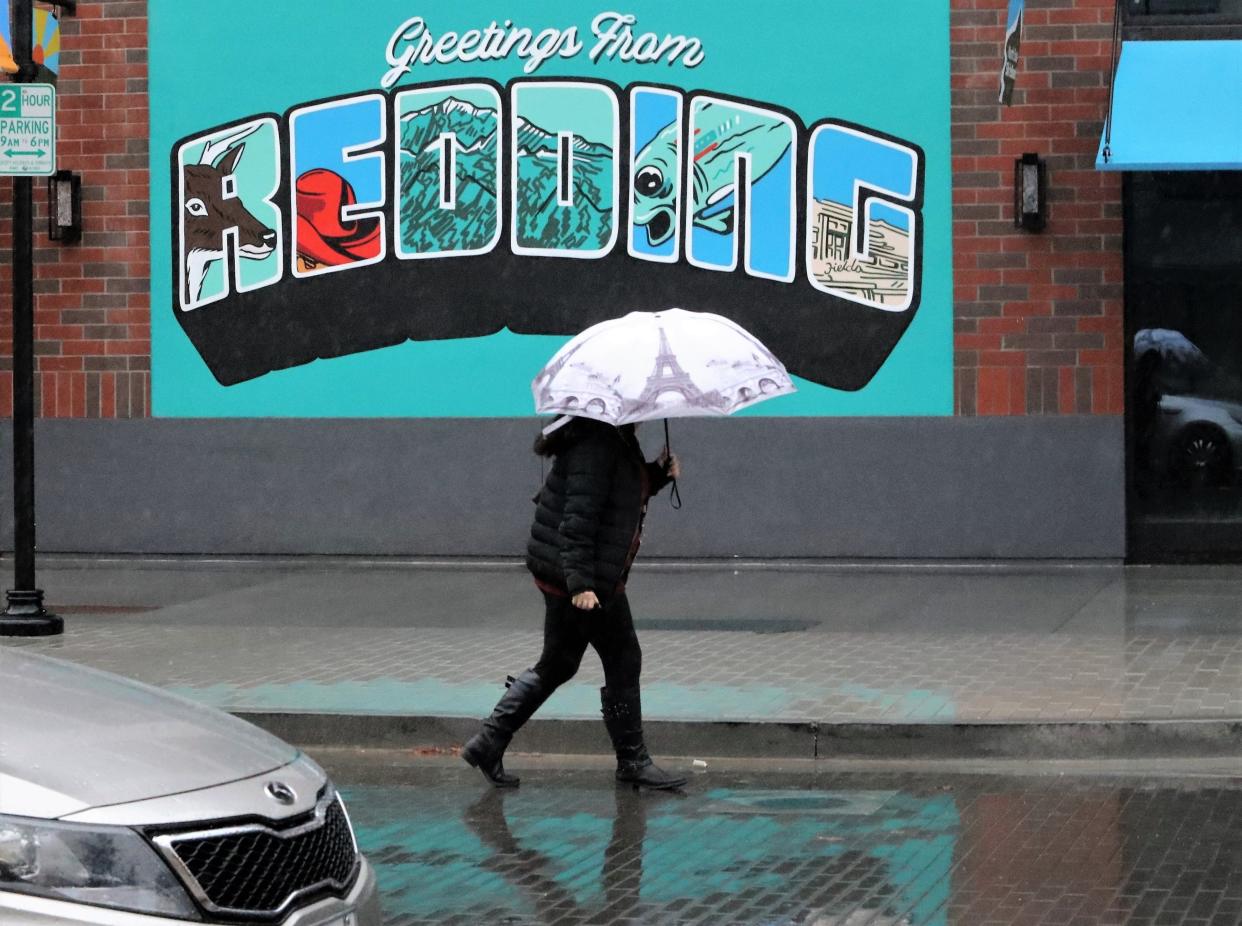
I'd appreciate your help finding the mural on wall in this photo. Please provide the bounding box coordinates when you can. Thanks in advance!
[151,3,952,416]
[0,4,59,81]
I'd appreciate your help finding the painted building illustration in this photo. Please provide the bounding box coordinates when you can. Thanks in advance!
[810,198,912,309]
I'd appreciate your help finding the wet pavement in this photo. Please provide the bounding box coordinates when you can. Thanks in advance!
[320,752,1242,926]
[8,558,1242,729]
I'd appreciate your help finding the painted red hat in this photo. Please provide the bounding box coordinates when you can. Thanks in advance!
[295,168,381,267]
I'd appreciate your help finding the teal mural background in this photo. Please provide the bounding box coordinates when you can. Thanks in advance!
[149,1,951,417]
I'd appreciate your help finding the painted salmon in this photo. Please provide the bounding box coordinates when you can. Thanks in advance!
[633,101,792,247]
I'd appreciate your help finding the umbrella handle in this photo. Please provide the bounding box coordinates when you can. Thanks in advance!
[663,418,682,510]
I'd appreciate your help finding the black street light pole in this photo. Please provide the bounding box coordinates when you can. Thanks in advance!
[0,0,60,636]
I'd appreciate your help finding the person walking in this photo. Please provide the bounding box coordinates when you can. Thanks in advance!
[461,416,687,791]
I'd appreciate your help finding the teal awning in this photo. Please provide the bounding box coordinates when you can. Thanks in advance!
[1098,40,1242,171]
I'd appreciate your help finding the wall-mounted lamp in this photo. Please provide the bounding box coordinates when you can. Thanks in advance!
[1014,152,1047,232]
[47,170,81,243]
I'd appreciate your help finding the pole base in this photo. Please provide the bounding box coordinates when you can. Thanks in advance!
[0,588,63,636]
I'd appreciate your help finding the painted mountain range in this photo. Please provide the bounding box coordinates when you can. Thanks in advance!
[398,97,614,254]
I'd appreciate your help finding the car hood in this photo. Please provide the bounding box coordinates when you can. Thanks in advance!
[0,649,297,817]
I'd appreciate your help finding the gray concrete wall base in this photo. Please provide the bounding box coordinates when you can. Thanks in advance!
[2,416,1124,557]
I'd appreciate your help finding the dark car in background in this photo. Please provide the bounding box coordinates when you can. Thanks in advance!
[1134,328,1242,487]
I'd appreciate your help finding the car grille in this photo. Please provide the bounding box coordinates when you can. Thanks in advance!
[152,793,359,919]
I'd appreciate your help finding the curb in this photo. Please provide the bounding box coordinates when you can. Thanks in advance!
[233,711,1242,761]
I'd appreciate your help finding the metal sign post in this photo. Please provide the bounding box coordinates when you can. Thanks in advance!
[0,0,60,636]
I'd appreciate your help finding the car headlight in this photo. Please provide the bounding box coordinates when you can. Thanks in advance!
[0,814,200,919]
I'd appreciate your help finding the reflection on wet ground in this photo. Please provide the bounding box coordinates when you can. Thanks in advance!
[332,757,1242,926]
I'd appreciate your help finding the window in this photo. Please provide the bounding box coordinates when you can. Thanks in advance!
[1126,172,1242,561]
[1126,0,1242,22]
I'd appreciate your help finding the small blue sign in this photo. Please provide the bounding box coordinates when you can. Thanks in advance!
[1000,0,1025,105]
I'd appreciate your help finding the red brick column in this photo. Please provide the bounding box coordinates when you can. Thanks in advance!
[0,1,149,417]
[951,0,1125,415]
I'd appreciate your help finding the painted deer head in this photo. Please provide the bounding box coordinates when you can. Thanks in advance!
[181,124,276,307]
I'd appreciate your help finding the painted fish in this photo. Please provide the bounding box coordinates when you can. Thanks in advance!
[632,102,792,247]
[632,120,680,247]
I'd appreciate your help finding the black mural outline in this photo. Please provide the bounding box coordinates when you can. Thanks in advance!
[167,79,929,392]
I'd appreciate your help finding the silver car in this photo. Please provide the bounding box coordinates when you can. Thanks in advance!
[1149,392,1242,485]
[0,649,381,926]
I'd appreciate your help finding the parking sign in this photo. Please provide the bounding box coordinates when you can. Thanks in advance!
[0,83,55,175]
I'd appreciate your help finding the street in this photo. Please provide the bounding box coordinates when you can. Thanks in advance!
[318,752,1242,926]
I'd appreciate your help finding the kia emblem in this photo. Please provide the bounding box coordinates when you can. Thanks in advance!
[265,781,297,805]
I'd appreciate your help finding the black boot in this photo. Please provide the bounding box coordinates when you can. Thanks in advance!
[600,686,687,791]
[462,669,549,787]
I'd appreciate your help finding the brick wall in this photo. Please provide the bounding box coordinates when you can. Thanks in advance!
[0,1,148,418]
[951,0,1125,415]
[0,1,1124,419]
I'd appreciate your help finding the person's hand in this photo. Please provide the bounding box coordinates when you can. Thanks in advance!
[572,590,600,610]
[657,448,681,480]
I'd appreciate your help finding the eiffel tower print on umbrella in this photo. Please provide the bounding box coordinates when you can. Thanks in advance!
[623,326,726,420]
[533,307,796,459]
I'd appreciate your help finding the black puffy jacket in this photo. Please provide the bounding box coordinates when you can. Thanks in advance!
[526,419,671,598]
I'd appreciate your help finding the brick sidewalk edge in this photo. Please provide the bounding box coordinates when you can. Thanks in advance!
[233,712,1242,761]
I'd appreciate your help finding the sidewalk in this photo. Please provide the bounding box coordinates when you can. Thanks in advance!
[6,557,1242,757]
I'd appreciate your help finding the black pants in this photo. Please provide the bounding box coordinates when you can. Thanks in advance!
[532,591,642,694]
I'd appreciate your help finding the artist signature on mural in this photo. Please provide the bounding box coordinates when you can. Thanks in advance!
[382,11,706,88]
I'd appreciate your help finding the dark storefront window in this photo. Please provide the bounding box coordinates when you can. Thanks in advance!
[1127,172,1242,560]
[1127,0,1242,20]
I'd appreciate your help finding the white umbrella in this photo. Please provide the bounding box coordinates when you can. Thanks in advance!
[532,309,796,507]
[532,308,796,427]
